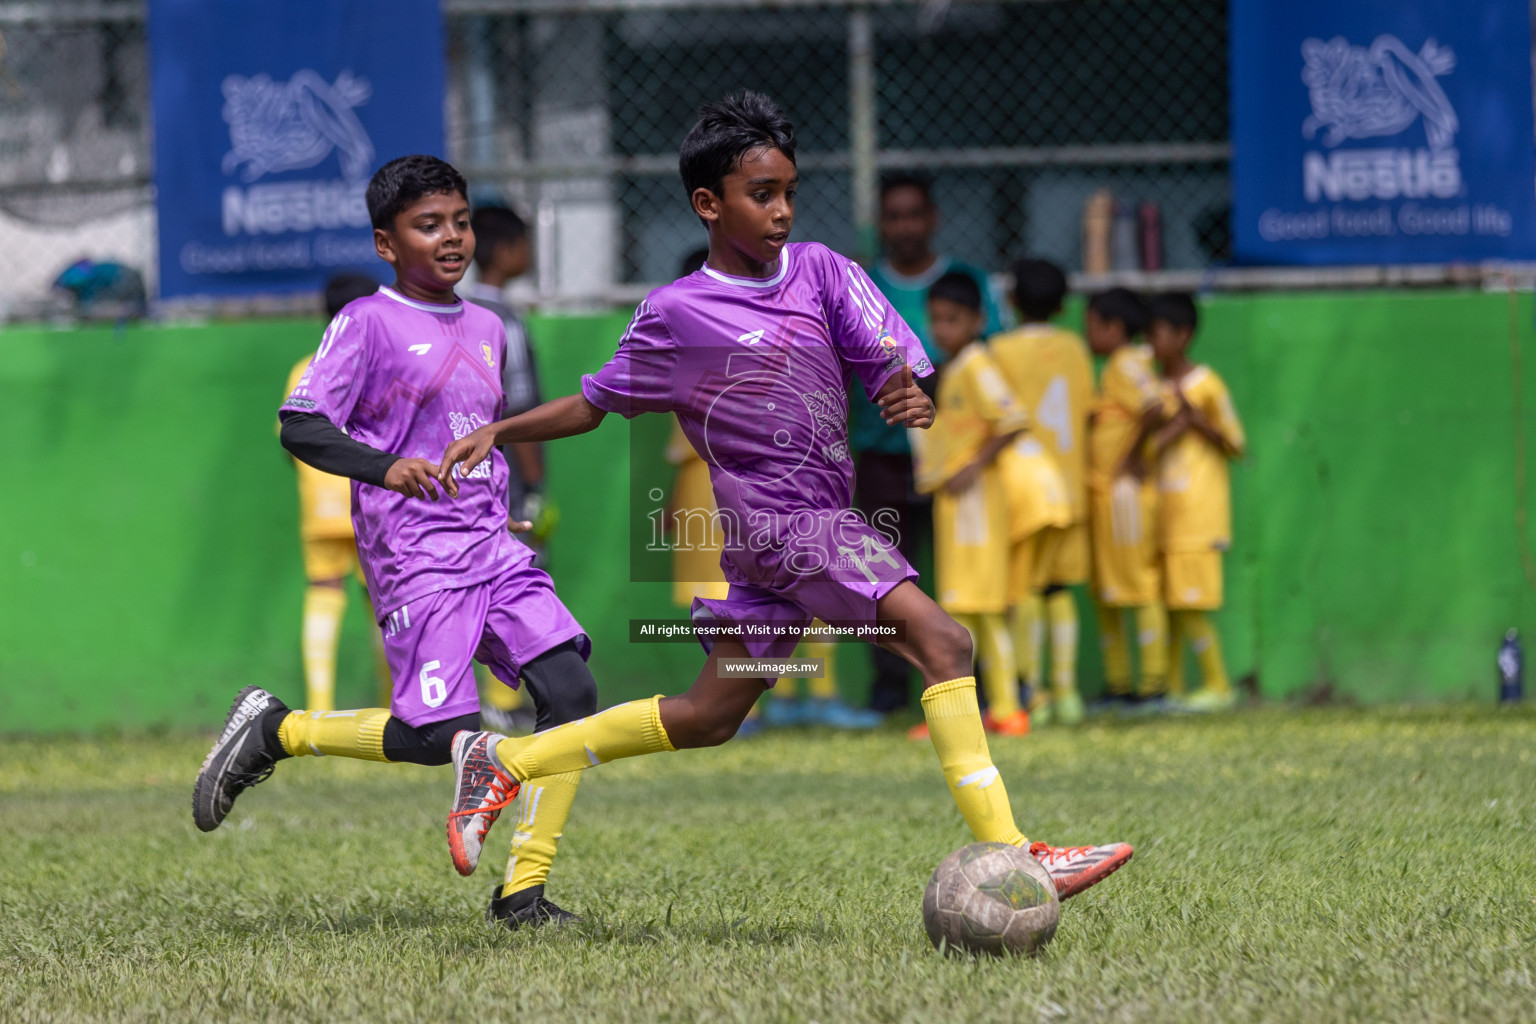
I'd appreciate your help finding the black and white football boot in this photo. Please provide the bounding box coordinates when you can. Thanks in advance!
[192,686,288,832]
[486,884,581,931]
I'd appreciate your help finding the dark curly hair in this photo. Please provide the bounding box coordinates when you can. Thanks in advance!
[366,154,467,231]
[678,90,797,199]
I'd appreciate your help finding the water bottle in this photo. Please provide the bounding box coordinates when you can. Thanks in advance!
[1498,629,1523,703]
[1138,201,1163,271]
[1110,200,1139,272]
[1082,189,1113,274]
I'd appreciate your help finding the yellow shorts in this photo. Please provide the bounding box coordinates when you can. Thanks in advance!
[674,578,731,606]
[1090,480,1160,606]
[934,471,1012,614]
[1162,550,1224,610]
[1007,530,1046,605]
[1037,520,1089,588]
[302,535,361,584]
[997,438,1072,542]
[669,485,729,608]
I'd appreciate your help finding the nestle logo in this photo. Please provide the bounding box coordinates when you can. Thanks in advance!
[1302,149,1461,203]
[222,180,370,237]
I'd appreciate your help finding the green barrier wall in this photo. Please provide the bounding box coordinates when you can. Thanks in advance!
[2,291,1532,731]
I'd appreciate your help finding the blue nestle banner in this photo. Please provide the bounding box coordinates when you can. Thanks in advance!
[1231,0,1536,265]
[149,0,444,298]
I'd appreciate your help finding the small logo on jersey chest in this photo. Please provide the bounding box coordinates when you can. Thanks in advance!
[408,344,432,356]
[481,342,496,368]
[737,329,764,345]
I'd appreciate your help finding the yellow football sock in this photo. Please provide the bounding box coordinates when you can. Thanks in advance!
[921,677,1027,846]
[1135,603,1169,697]
[957,613,1018,718]
[301,585,346,712]
[1179,611,1230,694]
[1167,611,1189,696]
[1095,602,1132,697]
[495,696,674,782]
[804,638,838,700]
[500,771,581,897]
[480,665,528,712]
[1010,595,1044,690]
[277,707,390,761]
[1046,589,1079,697]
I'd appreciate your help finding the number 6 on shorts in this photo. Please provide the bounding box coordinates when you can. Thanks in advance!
[419,660,447,707]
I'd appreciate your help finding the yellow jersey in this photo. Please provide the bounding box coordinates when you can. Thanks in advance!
[910,342,1030,495]
[284,355,354,540]
[665,416,728,604]
[988,324,1093,519]
[1157,365,1245,553]
[1088,343,1161,495]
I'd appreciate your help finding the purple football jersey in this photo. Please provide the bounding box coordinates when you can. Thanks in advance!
[582,242,933,592]
[281,286,523,616]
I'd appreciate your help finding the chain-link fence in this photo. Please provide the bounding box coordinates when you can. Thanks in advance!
[0,3,151,317]
[6,0,1452,314]
[445,0,1231,305]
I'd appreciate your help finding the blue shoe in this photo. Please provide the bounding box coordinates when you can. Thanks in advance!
[803,697,883,730]
[761,699,807,728]
[1088,693,1136,716]
[1128,695,1177,716]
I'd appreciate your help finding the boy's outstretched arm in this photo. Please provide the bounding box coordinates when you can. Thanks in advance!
[437,393,607,497]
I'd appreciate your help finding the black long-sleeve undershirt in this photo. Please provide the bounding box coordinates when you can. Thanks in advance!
[279,412,398,488]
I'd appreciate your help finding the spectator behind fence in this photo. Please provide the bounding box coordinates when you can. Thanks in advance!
[853,173,1004,715]
[467,206,546,539]
[467,205,546,734]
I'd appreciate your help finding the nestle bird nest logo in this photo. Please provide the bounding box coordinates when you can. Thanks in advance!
[218,70,376,238]
[1299,35,1461,204]
[222,69,375,182]
[1302,35,1457,150]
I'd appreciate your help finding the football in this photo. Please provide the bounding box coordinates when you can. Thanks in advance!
[922,842,1060,957]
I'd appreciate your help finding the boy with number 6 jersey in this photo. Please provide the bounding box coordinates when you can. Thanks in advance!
[989,260,1093,725]
[194,155,598,930]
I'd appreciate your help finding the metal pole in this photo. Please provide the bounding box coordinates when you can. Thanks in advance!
[847,5,877,262]
[465,17,498,185]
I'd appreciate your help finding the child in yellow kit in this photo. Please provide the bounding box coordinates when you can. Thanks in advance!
[909,272,1071,738]
[989,259,1093,725]
[1084,288,1169,707]
[1145,293,1245,711]
[283,274,392,711]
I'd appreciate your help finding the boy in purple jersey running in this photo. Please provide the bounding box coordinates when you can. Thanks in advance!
[436,92,1134,901]
[192,155,597,930]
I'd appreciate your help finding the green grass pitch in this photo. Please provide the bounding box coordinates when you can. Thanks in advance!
[3,707,1533,1023]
